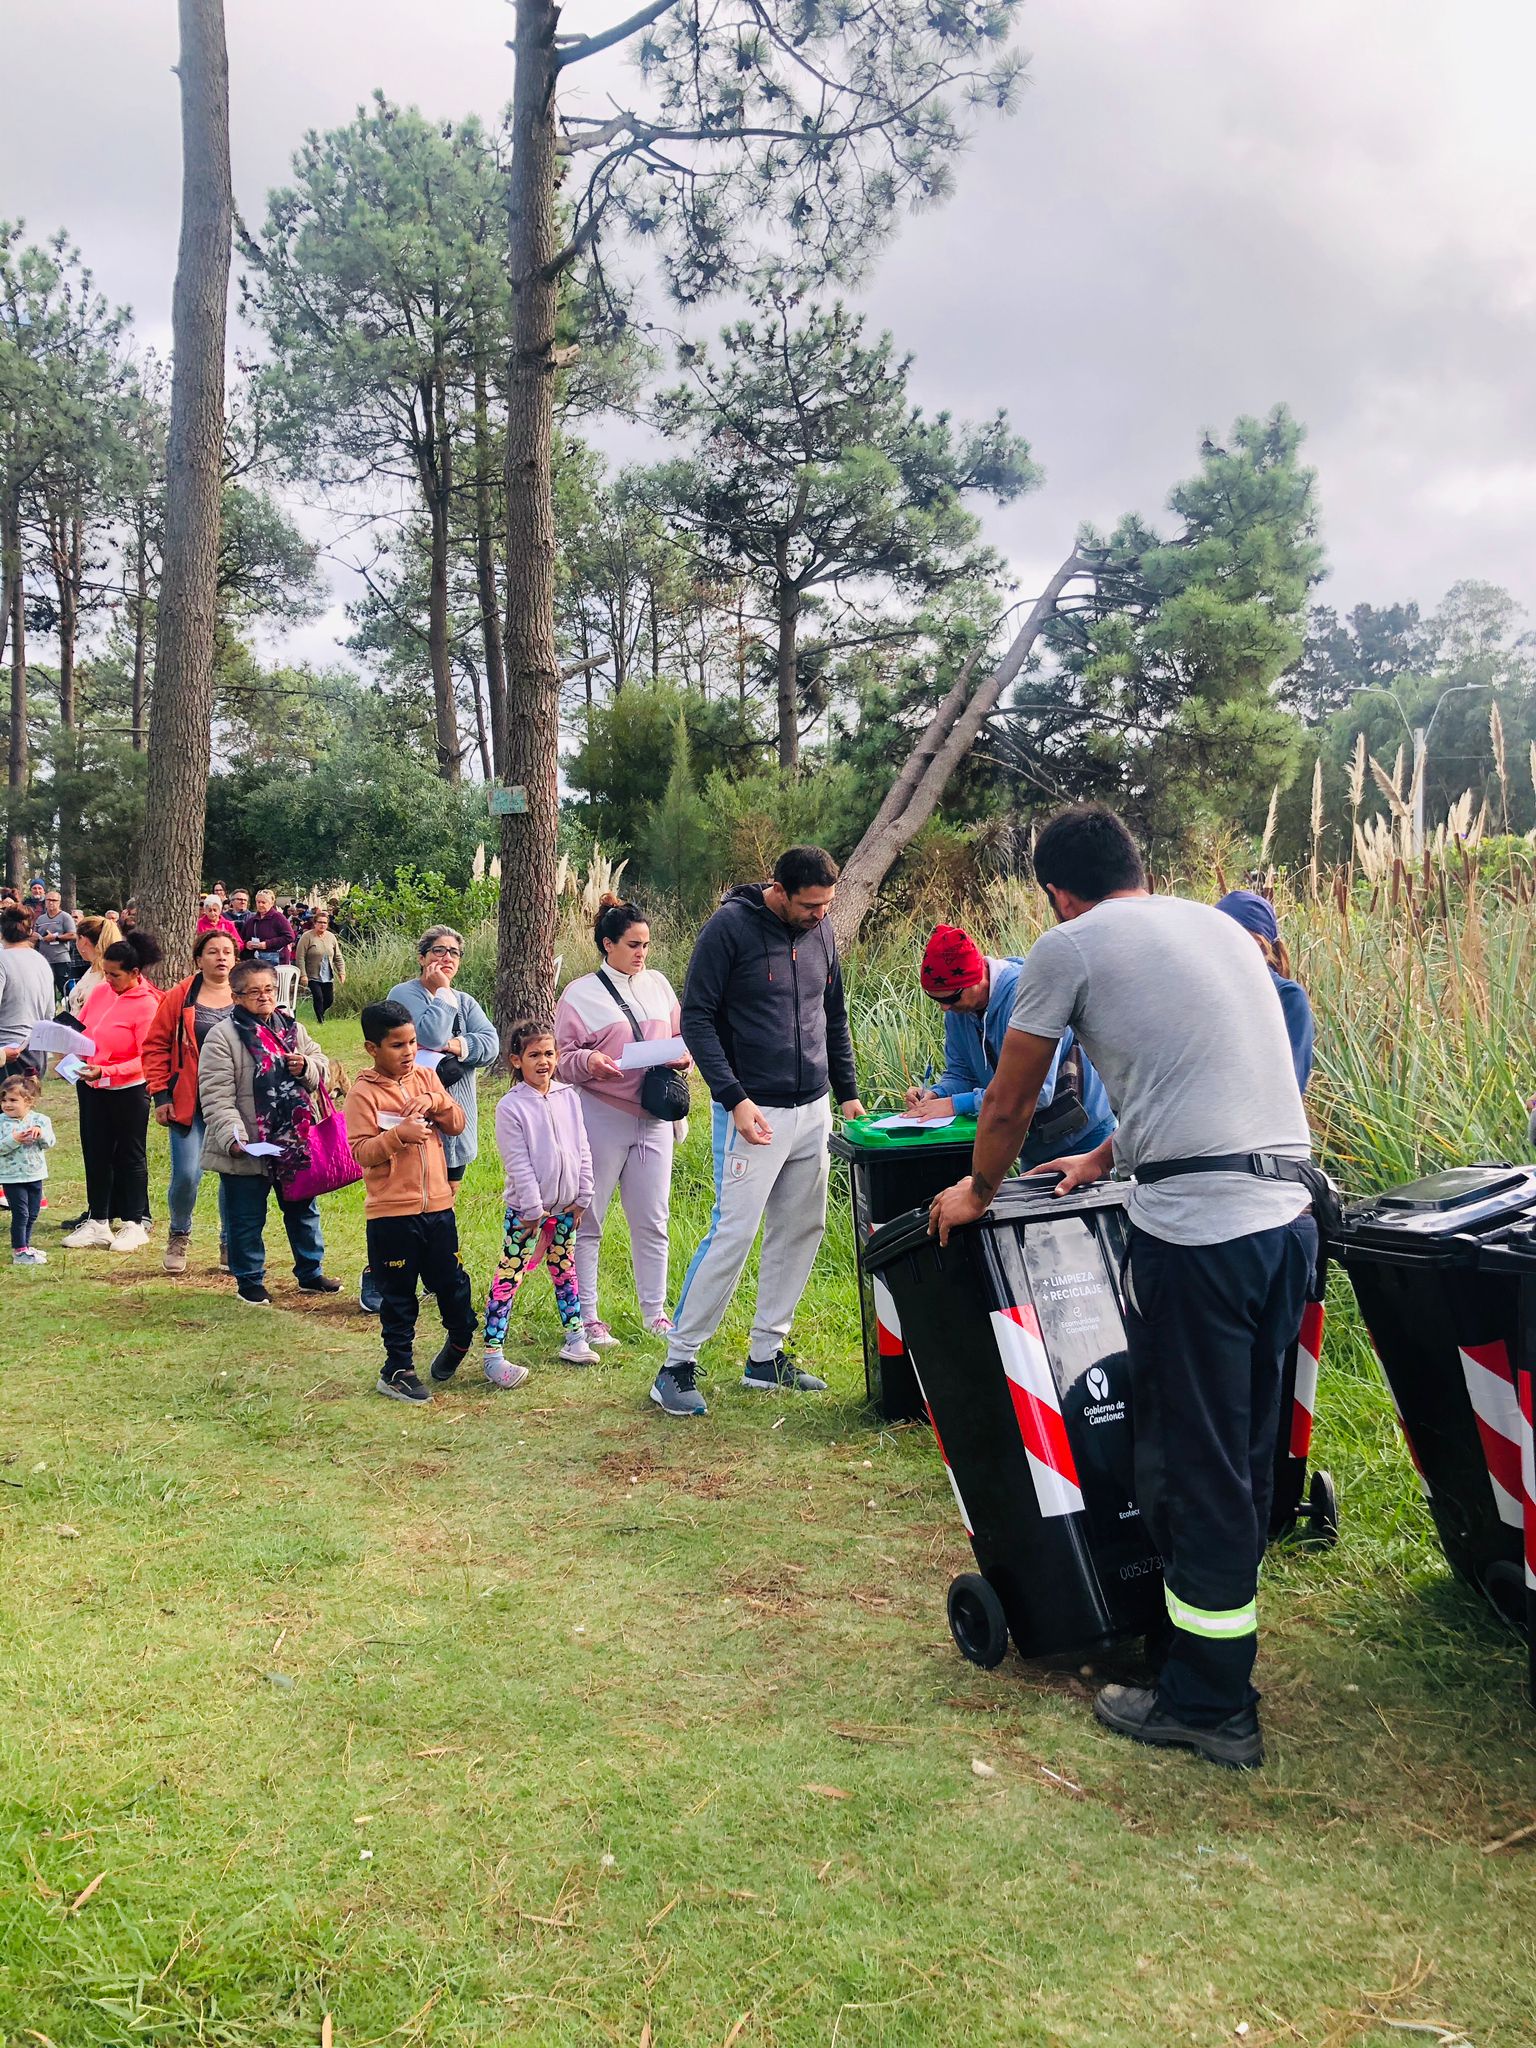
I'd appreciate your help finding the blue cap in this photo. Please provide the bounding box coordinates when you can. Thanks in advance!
[1216,889,1279,945]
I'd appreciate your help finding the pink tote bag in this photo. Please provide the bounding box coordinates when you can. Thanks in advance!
[278,1085,363,1204]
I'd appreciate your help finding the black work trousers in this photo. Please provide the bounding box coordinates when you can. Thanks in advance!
[78,1081,150,1224]
[365,1209,476,1379]
[308,979,335,1024]
[1123,1212,1317,1722]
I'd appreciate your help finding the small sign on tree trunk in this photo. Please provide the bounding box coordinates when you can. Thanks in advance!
[488,784,528,816]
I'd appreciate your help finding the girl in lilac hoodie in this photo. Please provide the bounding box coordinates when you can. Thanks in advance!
[483,1019,597,1384]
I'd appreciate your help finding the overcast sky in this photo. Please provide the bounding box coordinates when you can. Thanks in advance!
[6,0,1535,665]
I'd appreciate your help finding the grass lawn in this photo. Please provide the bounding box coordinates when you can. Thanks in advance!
[2,1027,1533,2047]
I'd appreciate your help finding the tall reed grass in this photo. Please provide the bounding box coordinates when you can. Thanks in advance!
[334,858,1536,1199]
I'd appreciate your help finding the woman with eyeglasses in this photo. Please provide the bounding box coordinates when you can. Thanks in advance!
[355,926,497,1312]
[198,960,339,1307]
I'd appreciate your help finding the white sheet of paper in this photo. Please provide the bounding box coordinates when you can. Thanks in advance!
[54,1053,87,1085]
[240,1140,283,1158]
[872,1112,957,1131]
[414,1049,443,1069]
[28,1021,94,1055]
[618,1036,688,1072]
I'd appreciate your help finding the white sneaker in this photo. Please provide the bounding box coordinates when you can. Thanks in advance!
[559,1333,599,1367]
[646,1313,675,1335]
[12,1247,47,1265]
[484,1350,531,1389]
[110,1221,151,1253]
[63,1219,115,1249]
[583,1320,621,1349]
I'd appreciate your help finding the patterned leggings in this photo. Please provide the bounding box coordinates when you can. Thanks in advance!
[484,1210,582,1346]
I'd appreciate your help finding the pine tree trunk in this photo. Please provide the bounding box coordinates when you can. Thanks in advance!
[130,515,149,751]
[134,0,231,977]
[830,549,1088,948]
[497,0,563,1033]
[5,495,27,888]
[50,513,80,905]
[473,344,509,778]
[426,478,460,780]
[775,563,799,771]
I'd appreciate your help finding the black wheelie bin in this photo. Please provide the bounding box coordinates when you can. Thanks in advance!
[1332,1165,1536,1635]
[863,1174,1165,1667]
[1472,1222,1536,1701]
[831,1115,979,1422]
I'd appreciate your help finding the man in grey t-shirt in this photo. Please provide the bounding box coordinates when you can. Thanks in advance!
[34,890,77,998]
[931,806,1317,1770]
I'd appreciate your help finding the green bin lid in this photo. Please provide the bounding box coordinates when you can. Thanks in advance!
[832,1113,978,1155]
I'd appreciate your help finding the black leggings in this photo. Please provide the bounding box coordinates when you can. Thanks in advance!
[308,979,335,1024]
[78,1081,150,1224]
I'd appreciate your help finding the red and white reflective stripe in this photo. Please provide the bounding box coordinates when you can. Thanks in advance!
[990,1304,1083,1519]
[1457,1340,1524,1529]
[1291,1301,1324,1462]
[907,1355,973,1535]
[872,1274,904,1360]
[1517,1363,1535,1594]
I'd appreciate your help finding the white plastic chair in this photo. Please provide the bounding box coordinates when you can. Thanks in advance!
[274,964,302,1012]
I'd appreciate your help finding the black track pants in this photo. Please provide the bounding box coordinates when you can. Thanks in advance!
[365,1208,476,1379]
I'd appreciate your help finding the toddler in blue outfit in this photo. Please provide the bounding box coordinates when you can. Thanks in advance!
[0,1071,55,1264]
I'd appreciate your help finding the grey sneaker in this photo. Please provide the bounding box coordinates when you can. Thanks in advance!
[651,1361,708,1417]
[742,1348,826,1393]
[1092,1683,1264,1770]
[377,1370,431,1405]
[163,1229,191,1275]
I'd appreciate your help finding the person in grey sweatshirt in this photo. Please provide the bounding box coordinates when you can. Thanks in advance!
[655,846,865,1419]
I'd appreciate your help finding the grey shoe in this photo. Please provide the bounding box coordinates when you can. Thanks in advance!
[163,1230,192,1275]
[377,1370,431,1404]
[1092,1683,1264,1770]
[742,1348,826,1393]
[651,1362,708,1417]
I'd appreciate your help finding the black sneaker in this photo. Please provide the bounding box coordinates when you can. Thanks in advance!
[650,1361,708,1417]
[429,1341,470,1384]
[377,1370,430,1405]
[359,1266,383,1314]
[237,1282,273,1308]
[742,1347,826,1393]
[298,1274,341,1294]
[1092,1683,1264,1770]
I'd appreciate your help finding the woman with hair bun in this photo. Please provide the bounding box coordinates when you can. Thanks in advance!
[554,895,689,1346]
[65,928,164,1252]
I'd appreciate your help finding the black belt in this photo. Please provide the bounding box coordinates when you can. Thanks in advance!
[1135,1151,1313,1186]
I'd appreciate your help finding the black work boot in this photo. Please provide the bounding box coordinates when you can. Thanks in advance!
[1092,1683,1264,1770]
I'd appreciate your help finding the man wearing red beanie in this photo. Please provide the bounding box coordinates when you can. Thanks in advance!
[907,924,1115,1167]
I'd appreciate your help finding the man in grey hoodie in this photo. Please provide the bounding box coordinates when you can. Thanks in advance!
[655,846,865,1418]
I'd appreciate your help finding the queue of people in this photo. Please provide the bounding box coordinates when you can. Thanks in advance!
[4,819,1328,1773]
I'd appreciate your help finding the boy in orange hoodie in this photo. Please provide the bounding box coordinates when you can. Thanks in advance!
[344,999,476,1404]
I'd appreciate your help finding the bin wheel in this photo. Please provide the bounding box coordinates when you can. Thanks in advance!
[948,1573,1009,1668]
[1305,1469,1340,1546]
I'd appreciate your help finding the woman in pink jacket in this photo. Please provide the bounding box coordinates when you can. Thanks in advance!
[555,895,690,1349]
[65,928,163,1252]
[482,1019,596,1385]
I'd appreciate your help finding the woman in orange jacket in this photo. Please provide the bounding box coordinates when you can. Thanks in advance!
[142,928,239,1275]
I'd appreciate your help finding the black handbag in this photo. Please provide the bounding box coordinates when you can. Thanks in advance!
[596,970,690,1121]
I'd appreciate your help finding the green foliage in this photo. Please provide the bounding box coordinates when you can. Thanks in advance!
[565,679,766,854]
[339,864,500,942]
[699,759,869,876]
[1013,407,1319,850]
[204,730,485,891]
[643,716,716,908]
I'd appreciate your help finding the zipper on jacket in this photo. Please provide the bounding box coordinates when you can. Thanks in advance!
[790,942,803,1098]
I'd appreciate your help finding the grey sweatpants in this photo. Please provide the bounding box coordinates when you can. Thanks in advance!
[667,1097,832,1368]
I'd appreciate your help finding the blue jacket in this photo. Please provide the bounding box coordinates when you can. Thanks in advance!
[935,956,1115,1148]
[386,978,500,1173]
[1272,971,1315,1092]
